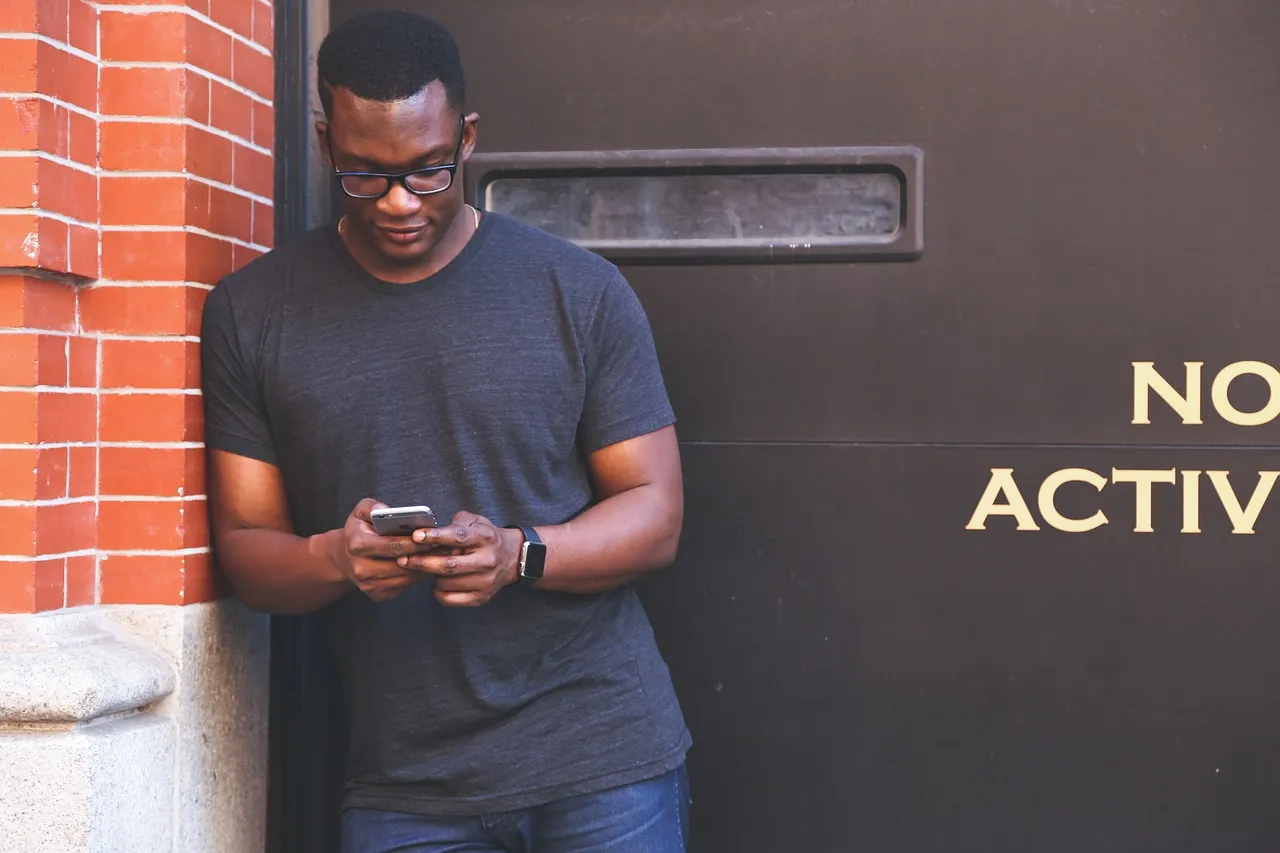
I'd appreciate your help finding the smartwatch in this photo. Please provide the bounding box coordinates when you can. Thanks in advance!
[511,525,546,582]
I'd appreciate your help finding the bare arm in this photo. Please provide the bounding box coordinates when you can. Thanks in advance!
[403,425,683,606]
[529,424,683,594]
[208,449,424,614]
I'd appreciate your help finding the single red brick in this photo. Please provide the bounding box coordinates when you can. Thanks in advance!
[210,0,252,40]
[39,41,96,113]
[208,186,253,244]
[37,157,98,224]
[37,215,70,274]
[233,143,273,199]
[37,391,97,443]
[69,110,96,168]
[0,505,37,554]
[99,10,186,62]
[101,175,187,226]
[0,563,37,614]
[80,284,191,335]
[101,339,189,389]
[99,393,189,444]
[101,231,187,281]
[65,553,96,606]
[36,333,68,386]
[252,201,273,248]
[186,232,235,284]
[100,121,185,172]
[232,39,272,99]
[0,99,42,150]
[68,225,97,280]
[99,551,184,605]
[252,1,272,52]
[0,156,38,208]
[210,80,253,143]
[68,335,97,387]
[0,391,38,443]
[188,18,233,82]
[0,447,39,501]
[186,126,234,185]
[0,333,39,385]
[101,67,188,118]
[35,499,95,555]
[37,447,70,500]
[100,443,188,495]
[0,37,38,91]
[0,214,42,268]
[97,499,185,551]
[0,0,38,33]
[67,445,96,497]
[251,99,273,152]
[33,557,66,611]
[38,0,69,42]
[67,0,95,55]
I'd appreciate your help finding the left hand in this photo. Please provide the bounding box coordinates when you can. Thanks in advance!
[398,511,522,607]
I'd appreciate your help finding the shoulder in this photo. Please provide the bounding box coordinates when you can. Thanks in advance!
[205,224,333,329]
[214,225,331,303]
[485,213,625,295]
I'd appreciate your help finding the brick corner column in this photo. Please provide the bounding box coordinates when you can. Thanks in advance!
[0,0,274,614]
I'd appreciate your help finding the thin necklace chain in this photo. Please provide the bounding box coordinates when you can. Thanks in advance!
[338,204,480,238]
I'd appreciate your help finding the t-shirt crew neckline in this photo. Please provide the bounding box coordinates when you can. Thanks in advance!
[327,208,496,296]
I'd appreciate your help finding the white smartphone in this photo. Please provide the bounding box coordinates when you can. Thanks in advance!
[369,505,439,537]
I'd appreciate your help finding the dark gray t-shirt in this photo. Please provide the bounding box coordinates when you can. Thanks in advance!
[200,212,691,816]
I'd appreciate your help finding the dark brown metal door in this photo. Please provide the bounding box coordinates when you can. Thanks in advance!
[305,1,1280,850]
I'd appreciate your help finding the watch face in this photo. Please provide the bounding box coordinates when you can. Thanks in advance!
[520,540,547,579]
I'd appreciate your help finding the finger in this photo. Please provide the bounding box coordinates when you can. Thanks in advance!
[435,588,489,608]
[358,574,419,602]
[433,572,494,593]
[399,550,492,576]
[351,497,386,522]
[351,532,422,559]
[351,559,414,583]
[415,521,498,550]
[450,510,481,527]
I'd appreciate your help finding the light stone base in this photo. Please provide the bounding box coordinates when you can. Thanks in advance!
[0,714,176,853]
[0,600,270,853]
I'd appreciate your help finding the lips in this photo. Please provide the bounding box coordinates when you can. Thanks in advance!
[377,225,427,244]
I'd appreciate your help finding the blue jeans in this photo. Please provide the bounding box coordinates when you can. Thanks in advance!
[341,766,691,853]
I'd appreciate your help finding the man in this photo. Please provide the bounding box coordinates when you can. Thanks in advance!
[200,9,692,852]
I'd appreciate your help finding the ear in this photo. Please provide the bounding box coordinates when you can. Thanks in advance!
[315,121,332,166]
[461,112,480,163]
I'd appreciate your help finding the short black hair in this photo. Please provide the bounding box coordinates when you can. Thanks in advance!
[316,9,465,118]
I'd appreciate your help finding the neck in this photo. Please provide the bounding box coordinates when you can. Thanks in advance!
[339,205,478,284]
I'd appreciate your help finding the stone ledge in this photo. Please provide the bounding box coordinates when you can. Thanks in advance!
[0,610,176,724]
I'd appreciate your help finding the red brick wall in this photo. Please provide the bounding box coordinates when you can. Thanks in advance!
[0,0,273,612]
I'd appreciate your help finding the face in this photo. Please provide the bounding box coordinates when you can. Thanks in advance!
[318,81,477,268]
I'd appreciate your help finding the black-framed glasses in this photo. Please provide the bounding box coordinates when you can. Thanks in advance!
[329,118,466,199]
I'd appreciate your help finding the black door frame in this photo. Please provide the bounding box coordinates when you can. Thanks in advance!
[268,1,345,851]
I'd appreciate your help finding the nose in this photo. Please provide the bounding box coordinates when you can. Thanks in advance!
[377,181,424,219]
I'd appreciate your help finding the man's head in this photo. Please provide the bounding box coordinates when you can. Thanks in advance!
[316,10,477,274]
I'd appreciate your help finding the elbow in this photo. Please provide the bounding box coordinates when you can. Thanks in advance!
[651,505,683,569]
[217,566,280,614]
[228,584,317,617]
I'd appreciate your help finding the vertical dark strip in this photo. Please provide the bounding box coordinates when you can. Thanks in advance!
[268,1,346,852]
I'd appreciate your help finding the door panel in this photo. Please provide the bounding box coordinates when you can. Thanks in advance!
[358,0,1280,450]
[303,1,1280,850]
[644,444,1280,851]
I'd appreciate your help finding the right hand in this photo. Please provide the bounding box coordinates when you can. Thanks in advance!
[330,498,432,603]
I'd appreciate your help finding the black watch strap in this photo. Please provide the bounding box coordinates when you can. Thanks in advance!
[511,525,546,581]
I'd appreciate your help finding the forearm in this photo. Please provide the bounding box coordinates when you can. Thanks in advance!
[531,483,681,595]
[215,526,351,614]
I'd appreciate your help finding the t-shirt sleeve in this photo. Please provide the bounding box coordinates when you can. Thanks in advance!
[200,283,279,465]
[577,270,677,453]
